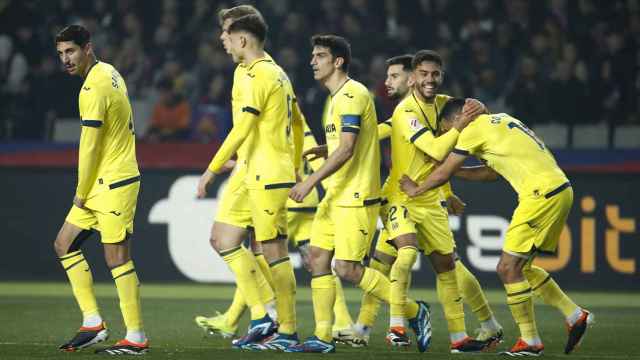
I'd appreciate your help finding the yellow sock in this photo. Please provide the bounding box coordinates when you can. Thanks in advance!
[358,267,390,303]
[226,288,246,329]
[253,253,275,304]
[312,274,335,342]
[436,269,466,334]
[505,280,539,343]
[455,260,493,322]
[111,260,143,331]
[357,257,390,327]
[333,275,353,330]
[60,251,99,319]
[270,257,297,334]
[390,246,418,320]
[221,246,266,320]
[524,265,579,318]
[255,254,275,289]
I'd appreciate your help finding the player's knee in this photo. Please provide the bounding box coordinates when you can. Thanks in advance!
[53,236,68,257]
[496,259,518,281]
[334,261,359,283]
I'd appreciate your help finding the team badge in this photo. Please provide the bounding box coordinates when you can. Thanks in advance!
[408,118,424,131]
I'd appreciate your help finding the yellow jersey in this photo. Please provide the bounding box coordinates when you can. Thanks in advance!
[454,113,569,198]
[385,92,458,200]
[76,61,139,200]
[323,79,380,206]
[208,56,303,189]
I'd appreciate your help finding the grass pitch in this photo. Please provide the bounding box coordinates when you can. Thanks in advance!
[1,282,638,359]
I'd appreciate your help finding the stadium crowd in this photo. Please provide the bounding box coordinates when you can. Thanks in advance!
[0,0,637,142]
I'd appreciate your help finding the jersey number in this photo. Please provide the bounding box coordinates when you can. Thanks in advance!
[508,121,545,150]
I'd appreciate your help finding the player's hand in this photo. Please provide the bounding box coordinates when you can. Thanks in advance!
[219,159,236,173]
[303,145,328,161]
[298,243,312,272]
[73,196,86,209]
[446,194,466,215]
[462,98,487,118]
[289,180,313,203]
[197,170,215,198]
[399,175,421,197]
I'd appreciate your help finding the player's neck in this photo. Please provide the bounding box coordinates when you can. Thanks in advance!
[325,71,349,95]
[81,56,98,79]
[241,48,266,66]
[413,89,435,104]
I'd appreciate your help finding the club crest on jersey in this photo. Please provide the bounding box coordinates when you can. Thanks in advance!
[408,118,424,131]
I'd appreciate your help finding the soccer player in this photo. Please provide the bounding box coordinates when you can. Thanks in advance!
[354,52,502,352]
[53,25,148,355]
[400,99,593,356]
[194,5,278,340]
[287,35,431,353]
[365,50,498,353]
[197,11,303,349]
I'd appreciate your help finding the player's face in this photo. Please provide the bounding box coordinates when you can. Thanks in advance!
[385,64,412,100]
[56,41,90,76]
[414,61,443,101]
[226,31,245,63]
[219,18,233,54]
[310,46,336,82]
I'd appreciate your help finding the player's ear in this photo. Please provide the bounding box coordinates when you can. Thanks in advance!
[334,56,344,70]
[407,72,415,87]
[83,41,93,56]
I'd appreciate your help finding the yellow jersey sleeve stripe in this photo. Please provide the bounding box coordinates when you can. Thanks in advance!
[241,106,260,116]
[80,120,103,127]
[409,127,429,143]
[287,207,317,213]
[264,182,296,189]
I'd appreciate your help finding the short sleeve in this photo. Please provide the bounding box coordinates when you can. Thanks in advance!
[240,70,271,117]
[335,88,367,133]
[454,122,484,156]
[79,88,107,127]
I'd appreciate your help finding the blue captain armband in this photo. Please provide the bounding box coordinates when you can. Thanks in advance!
[341,115,361,133]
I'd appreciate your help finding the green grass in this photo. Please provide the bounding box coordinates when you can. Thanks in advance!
[1,282,638,359]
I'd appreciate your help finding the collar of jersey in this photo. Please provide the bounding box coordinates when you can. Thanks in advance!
[247,56,273,71]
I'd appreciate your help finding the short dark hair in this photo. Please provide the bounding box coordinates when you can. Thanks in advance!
[386,54,413,72]
[412,49,443,70]
[439,98,466,123]
[218,5,263,25]
[228,14,268,43]
[311,34,351,72]
[55,25,91,47]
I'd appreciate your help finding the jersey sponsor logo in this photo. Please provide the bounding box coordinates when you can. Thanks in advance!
[325,123,337,134]
[343,93,354,99]
[110,210,122,216]
[82,86,91,91]
[264,209,275,215]
[408,118,424,131]
[247,73,256,78]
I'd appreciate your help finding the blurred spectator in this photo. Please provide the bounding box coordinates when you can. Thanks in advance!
[191,75,231,144]
[0,0,637,141]
[506,56,551,125]
[145,79,191,142]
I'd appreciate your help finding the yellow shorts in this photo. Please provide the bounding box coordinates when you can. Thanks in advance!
[504,183,573,254]
[249,188,289,242]
[383,196,455,256]
[65,179,139,244]
[311,199,379,262]
[215,170,252,229]
[286,185,320,247]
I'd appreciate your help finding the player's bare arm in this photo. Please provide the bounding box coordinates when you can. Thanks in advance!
[289,132,356,202]
[302,144,328,161]
[400,151,467,197]
[196,159,236,198]
[454,165,499,182]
